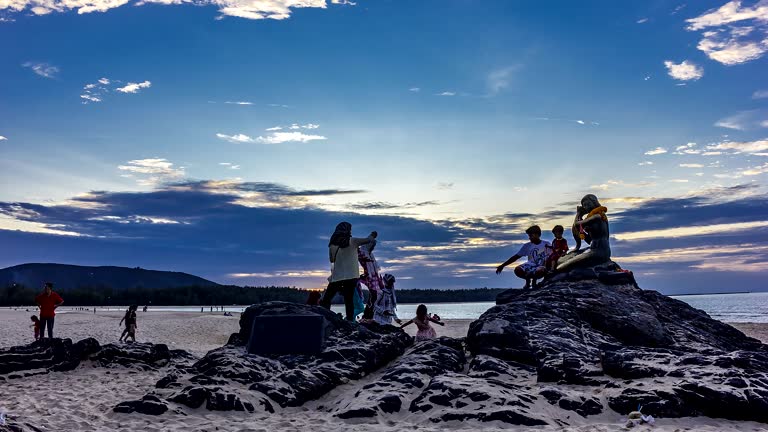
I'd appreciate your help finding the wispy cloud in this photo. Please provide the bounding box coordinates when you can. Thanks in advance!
[22,62,59,79]
[664,60,704,81]
[348,201,440,211]
[714,110,768,130]
[679,163,704,168]
[637,18,649,24]
[219,162,241,170]
[224,101,253,105]
[645,147,668,155]
[436,91,456,96]
[118,158,186,186]
[673,142,700,155]
[409,87,420,92]
[685,0,768,65]
[216,131,327,144]
[638,161,654,166]
[754,89,768,99]
[486,66,518,96]
[0,136,7,141]
[115,81,151,94]
[1,0,352,20]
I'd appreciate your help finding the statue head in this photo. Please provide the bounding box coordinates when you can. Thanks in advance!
[581,194,601,212]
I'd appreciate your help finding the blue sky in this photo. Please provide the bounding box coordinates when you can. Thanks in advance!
[1,0,767,294]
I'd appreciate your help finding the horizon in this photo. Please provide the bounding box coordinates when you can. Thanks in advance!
[1,1,767,296]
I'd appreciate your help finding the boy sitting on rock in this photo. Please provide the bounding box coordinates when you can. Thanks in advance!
[496,225,551,289]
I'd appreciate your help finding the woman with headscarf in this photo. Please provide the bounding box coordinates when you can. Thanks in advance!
[373,273,401,326]
[321,222,377,321]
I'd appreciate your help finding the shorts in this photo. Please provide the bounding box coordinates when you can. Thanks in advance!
[519,261,545,275]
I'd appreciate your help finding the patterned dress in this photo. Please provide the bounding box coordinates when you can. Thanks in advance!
[414,316,437,341]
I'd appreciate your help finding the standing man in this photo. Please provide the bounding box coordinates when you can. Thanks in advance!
[35,282,64,339]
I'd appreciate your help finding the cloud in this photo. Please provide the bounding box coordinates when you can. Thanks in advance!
[265,126,282,131]
[115,81,151,94]
[754,89,768,99]
[348,201,440,211]
[1,0,351,20]
[267,104,290,108]
[742,162,768,175]
[224,101,253,105]
[637,18,649,24]
[21,62,59,79]
[638,161,654,166]
[673,142,700,155]
[117,158,185,186]
[714,110,768,130]
[436,91,456,96]
[409,87,420,92]
[706,138,768,154]
[679,163,704,168]
[486,66,518,96]
[81,77,151,104]
[685,0,768,65]
[664,60,704,81]
[436,182,454,190]
[216,131,327,144]
[219,162,241,170]
[0,136,6,141]
[644,147,668,155]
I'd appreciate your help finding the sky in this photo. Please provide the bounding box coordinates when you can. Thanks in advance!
[1,0,767,295]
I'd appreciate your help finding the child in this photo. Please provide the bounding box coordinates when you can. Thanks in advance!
[496,225,551,289]
[119,305,138,342]
[400,304,445,341]
[373,274,401,325]
[545,225,569,272]
[30,315,40,340]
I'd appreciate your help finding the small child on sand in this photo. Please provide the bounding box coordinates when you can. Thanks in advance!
[30,315,40,340]
[545,225,569,272]
[496,225,551,289]
[400,304,445,341]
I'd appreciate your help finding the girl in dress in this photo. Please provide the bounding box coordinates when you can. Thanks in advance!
[373,274,401,325]
[401,304,445,341]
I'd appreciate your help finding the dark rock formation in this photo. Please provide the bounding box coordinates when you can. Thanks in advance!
[113,395,169,415]
[95,342,172,369]
[0,338,191,380]
[0,338,100,377]
[131,302,412,413]
[333,337,465,419]
[470,278,768,423]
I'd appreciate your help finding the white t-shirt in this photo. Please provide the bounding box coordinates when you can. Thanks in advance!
[516,240,551,266]
[329,236,374,283]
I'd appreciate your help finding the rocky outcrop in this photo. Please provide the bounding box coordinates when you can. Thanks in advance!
[468,277,768,423]
[0,338,191,380]
[0,338,100,378]
[133,302,412,413]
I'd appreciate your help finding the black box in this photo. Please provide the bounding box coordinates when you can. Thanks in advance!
[247,313,326,355]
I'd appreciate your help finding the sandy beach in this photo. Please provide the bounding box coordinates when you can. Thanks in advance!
[1,309,768,432]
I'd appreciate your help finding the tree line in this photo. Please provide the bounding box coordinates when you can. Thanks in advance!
[0,283,505,307]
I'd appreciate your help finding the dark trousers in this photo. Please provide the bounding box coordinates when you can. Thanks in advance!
[320,278,358,321]
[40,317,54,338]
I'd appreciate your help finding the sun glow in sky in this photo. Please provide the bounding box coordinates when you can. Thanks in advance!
[1,0,767,294]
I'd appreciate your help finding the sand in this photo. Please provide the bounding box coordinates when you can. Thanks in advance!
[2,309,768,432]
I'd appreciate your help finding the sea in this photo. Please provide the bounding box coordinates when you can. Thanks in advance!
[64,291,768,323]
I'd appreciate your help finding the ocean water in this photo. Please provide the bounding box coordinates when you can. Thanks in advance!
[53,291,768,323]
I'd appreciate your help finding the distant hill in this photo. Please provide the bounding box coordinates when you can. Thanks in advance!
[0,263,220,291]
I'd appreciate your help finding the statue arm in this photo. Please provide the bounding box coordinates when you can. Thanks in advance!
[575,214,602,225]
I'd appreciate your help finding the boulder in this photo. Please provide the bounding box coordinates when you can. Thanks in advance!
[469,277,768,422]
[0,338,100,377]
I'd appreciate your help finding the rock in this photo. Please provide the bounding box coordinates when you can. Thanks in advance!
[133,302,412,413]
[95,342,174,369]
[409,374,547,425]
[0,338,101,377]
[113,395,168,415]
[334,337,465,418]
[471,276,768,423]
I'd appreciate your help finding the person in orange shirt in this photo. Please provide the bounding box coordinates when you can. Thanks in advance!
[35,282,64,339]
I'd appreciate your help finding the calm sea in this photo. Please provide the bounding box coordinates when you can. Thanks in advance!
[64,291,768,323]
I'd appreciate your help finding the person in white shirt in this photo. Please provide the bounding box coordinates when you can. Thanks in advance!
[321,221,377,320]
[495,225,551,289]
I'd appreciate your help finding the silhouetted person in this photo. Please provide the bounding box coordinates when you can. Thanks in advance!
[35,282,63,338]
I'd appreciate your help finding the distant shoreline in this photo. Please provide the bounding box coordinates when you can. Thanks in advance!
[672,291,753,297]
